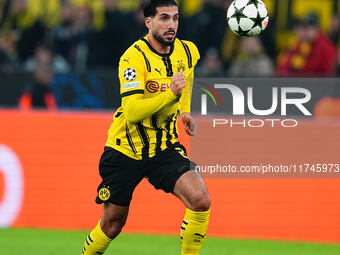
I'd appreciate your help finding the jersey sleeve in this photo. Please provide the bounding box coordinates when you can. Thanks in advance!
[179,69,194,115]
[183,40,200,67]
[118,47,146,98]
[119,45,179,124]
[179,41,200,115]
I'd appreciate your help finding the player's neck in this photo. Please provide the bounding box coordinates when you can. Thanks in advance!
[147,34,171,54]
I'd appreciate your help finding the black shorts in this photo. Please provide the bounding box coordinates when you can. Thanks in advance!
[95,142,197,206]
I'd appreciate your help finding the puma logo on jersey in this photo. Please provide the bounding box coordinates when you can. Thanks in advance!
[155,67,162,75]
[123,58,130,63]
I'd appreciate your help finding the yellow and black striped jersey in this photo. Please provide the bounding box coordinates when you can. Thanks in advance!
[105,35,200,160]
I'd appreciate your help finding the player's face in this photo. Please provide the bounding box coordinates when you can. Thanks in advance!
[148,6,179,46]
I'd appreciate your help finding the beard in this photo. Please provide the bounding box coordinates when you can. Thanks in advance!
[153,30,176,46]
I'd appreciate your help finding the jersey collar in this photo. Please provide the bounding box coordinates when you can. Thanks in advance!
[141,36,175,58]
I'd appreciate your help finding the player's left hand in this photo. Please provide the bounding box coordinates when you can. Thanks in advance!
[181,112,196,136]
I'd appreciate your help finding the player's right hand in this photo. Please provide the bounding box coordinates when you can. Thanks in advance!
[170,73,186,97]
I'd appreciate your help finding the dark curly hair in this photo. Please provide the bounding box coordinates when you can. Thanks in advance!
[143,0,178,18]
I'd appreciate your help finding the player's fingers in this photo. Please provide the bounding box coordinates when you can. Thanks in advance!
[172,72,184,78]
[179,78,186,86]
[184,125,191,136]
[190,125,196,136]
[188,119,196,136]
[171,76,183,86]
[171,74,179,83]
[177,72,185,79]
[189,126,196,136]
[173,72,185,81]
[187,127,194,136]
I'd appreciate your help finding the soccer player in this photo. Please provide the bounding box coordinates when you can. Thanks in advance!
[81,0,210,254]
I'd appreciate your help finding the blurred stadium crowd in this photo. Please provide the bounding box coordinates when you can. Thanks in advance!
[1,0,340,110]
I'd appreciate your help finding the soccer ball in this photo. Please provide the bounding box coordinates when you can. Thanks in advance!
[227,0,269,37]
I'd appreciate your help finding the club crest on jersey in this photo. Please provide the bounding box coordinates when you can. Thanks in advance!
[98,187,110,201]
[124,67,137,81]
[178,60,185,73]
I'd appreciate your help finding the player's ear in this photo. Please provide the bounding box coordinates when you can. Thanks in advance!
[145,17,152,30]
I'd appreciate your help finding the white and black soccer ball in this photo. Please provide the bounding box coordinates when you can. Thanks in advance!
[123,67,137,82]
[227,0,269,37]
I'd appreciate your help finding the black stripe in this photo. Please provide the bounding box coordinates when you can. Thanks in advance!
[136,122,150,159]
[180,41,192,68]
[115,112,123,118]
[180,236,183,240]
[194,233,206,238]
[134,45,151,72]
[126,124,137,154]
[88,235,93,242]
[166,57,173,76]
[162,57,169,76]
[96,252,104,254]
[182,41,192,68]
[165,114,174,147]
[121,89,144,98]
[181,226,186,230]
[162,56,173,77]
[86,239,90,246]
[151,115,163,154]
[173,116,178,139]
[182,220,188,225]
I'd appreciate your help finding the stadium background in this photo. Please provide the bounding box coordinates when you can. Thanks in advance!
[1,0,340,254]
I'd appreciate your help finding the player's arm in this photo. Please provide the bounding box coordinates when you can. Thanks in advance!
[119,52,186,124]
[123,76,181,124]
[179,68,194,115]
[179,69,196,136]
[179,41,200,136]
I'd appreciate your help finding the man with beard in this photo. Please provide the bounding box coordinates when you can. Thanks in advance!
[81,0,210,254]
